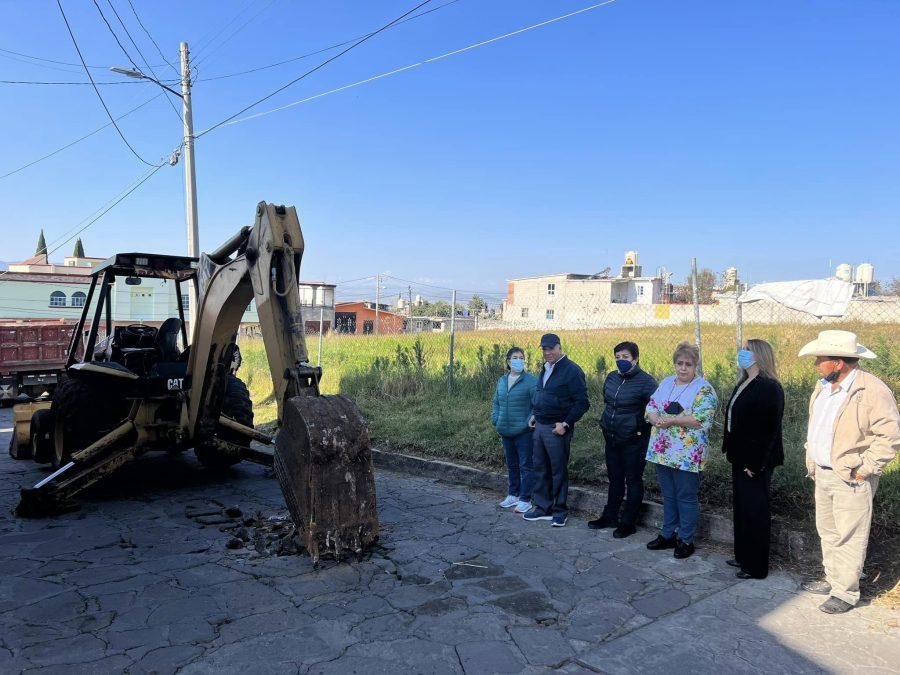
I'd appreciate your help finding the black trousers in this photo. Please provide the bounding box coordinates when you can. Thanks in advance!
[602,436,647,526]
[732,463,772,578]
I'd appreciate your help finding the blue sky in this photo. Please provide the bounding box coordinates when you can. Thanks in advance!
[1,0,898,299]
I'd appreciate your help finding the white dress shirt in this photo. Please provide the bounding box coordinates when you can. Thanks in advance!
[543,356,565,386]
[808,368,858,468]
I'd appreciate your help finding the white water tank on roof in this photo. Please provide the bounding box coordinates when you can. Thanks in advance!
[855,263,875,284]
[836,263,852,282]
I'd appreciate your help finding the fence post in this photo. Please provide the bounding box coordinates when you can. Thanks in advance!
[448,289,457,393]
[317,288,324,367]
[691,257,703,375]
[735,299,743,377]
[374,274,381,335]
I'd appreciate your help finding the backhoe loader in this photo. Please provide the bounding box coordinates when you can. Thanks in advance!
[13,202,378,561]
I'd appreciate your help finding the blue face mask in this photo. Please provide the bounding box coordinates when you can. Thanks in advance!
[737,349,755,369]
[616,359,633,375]
[509,358,525,373]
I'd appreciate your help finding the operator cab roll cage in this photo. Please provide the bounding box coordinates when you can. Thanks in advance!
[66,253,199,371]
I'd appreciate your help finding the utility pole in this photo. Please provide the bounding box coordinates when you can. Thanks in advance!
[374,274,381,335]
[180,42,199,341]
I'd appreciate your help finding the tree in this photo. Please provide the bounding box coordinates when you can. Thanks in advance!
[410,300,452,317]
[72,238,85,258]
[35,229,47,256]
[467,294,487,315]
[679,268,716,304]
[887,277,900,297]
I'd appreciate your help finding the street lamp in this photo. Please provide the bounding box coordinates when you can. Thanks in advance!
[109,67,183,98]
[111,42,199,341]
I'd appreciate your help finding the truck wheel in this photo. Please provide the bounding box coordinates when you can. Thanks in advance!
[195,375,253,469]
[50,379,127,469]
[30,408,54,464]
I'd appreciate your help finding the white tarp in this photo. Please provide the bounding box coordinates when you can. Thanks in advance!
[737,279,854,318]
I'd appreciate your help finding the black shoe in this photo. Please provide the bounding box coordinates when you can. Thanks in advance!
[646,534,677,550]
[819,596,854,614]
[726,559,741,568]
[613,523,637,539]
[735,571,759,580]
[587,516,617,530]
[673,539,695,559]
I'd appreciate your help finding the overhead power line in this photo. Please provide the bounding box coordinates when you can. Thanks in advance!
[195,0,436,140]
[198,0,619,133]
[0,45,113,70]
[92,0,140,71]
[44,162,168,256]
[192,0,279,69]
[197,0,462,83]
[124,0,180,77]
[190,0,263,60]
[101,0,182,119]
[0,161,169,288]
[56,0,158,167]
[0,94,163,181]
[0,78,164,85]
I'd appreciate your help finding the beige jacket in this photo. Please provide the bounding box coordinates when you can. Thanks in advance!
[805,369,900,482]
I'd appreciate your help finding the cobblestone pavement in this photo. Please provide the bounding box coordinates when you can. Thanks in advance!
[1,408,897,674]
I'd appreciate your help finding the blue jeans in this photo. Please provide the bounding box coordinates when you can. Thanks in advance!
[655,464,701,544]
[502,431,534,501]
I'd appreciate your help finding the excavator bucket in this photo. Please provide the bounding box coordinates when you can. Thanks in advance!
[274,393,378,562]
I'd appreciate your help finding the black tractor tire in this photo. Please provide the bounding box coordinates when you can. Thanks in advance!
[195,375,253,470]
[30,408,54,464]
[50,378,128,469]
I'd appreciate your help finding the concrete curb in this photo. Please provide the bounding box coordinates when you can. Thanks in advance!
[372,447,815,562]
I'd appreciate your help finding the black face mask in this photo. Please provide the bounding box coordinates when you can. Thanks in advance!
[664,401,684,415]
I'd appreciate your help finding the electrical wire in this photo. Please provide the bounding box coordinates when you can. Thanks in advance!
[189,0,262,60]
[92,0,141,72]
[195,0,436,140]
[192,0,279,68]
[56,0,158,167]
[0,94,163,181]
[0,45,112,70]
[197,0,462,82]
[124,0,180,77]
[0,78,162,85]
[0,161,170,288]
[102,0,182,120]
[197,0,618,133]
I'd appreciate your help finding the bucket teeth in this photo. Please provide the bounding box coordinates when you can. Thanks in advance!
[274,394,379,562]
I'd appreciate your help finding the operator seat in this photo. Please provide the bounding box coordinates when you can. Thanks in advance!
[155,317,182,362]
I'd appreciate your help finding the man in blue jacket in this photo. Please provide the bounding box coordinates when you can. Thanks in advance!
[588,341,657,538]
[524,333,590,527]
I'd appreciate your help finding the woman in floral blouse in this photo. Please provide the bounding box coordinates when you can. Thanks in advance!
[644,342,718,559]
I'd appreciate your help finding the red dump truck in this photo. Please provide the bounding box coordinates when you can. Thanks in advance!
[0,320,75,405]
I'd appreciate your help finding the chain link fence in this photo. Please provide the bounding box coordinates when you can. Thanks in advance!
[235,263,899,529]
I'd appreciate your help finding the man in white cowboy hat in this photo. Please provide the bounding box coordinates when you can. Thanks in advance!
[798,330,899,614]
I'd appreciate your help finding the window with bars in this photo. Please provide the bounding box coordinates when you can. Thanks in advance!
[546,309,555,320]
[521,307,529,318]
[547,283,556,296]
[71,291,86,307]
[49,291,66,307]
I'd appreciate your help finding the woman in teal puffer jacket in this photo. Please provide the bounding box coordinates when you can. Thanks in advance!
[492,347,539,514]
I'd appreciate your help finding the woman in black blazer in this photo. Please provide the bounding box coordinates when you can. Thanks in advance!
[722,339,785,580]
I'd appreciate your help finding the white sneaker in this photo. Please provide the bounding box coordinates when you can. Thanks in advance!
[499,495,518,509]
[514,501,532,514]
